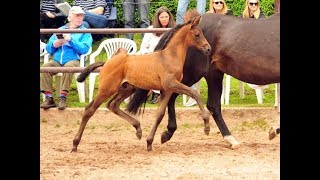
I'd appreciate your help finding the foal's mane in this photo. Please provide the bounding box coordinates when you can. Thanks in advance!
[154,19,194,51]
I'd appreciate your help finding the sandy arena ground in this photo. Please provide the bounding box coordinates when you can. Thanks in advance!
[40,107,280,179]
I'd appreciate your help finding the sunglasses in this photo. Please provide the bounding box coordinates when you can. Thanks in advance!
[249,2,258,6]
[214,1,223,5]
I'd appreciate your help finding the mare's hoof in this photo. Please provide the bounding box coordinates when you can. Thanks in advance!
[161,131,171,144]
[230,142,241,149]
[204,126,210,135]
[224,135,240,149]
[269,127,276,140]
[71,148,77,153]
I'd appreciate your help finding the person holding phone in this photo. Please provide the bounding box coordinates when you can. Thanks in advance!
[40,6,93,110]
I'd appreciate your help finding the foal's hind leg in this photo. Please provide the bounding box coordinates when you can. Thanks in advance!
[269,127,280,140]
[107,83,142,139]
[72,90,112,152]
[146,91,173,151]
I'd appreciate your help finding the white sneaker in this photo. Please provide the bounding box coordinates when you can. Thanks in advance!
[184,98,197,107]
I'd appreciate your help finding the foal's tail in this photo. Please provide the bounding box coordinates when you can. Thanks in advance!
[125,89,150,115]
[77,62,105,82]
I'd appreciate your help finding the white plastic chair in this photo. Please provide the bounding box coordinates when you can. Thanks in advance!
[41,47,92,103]
[88,38,137,102]
[222,75,278,105]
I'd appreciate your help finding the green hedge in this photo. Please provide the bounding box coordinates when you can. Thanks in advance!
[66,0,275,26]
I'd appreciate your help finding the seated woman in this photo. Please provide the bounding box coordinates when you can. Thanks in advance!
[135,6,176,104]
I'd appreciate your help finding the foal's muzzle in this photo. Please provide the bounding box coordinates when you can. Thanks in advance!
[202,44,212,55]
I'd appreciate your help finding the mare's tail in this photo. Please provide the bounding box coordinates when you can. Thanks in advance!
[125,89,150,115]
[77,62,105,82]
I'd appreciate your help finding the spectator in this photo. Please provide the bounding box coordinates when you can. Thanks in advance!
[122,0,150,40]
[176,0,206,25]
[176,0,206,107]
[207,0,233,15]
[73,0,108,28]
[135,6,176,104]
[40,6,93,110]
[40,0,67,42]
[242,0,265,19]
[105,0,117,38]
[242,0,269,90]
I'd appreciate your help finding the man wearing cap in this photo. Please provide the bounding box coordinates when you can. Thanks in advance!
[40,6,93,110]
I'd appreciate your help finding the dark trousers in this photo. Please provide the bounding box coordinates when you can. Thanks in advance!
[40,13,66,42]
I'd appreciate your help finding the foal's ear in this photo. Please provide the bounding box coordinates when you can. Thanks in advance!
[191,16,202,29]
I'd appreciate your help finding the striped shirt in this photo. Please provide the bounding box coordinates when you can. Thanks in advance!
[40,0,56,13]
[74,0,108,16]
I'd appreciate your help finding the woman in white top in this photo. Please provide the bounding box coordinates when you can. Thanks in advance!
[137,6,176,103]
[136,6,175,55]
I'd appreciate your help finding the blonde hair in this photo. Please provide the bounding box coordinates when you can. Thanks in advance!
[208,0,229,15]
[242,0,262,19]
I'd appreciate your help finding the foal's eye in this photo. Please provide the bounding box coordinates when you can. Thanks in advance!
[195,33,200,38]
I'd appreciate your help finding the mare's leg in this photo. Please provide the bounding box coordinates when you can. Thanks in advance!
[164,77,210,135]
[204,69,240,149]
[107,83,142,139]
[72,90,113,152]
[147,91,173,151]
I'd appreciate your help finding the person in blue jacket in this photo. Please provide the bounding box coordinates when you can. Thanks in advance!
[40,6,93,110]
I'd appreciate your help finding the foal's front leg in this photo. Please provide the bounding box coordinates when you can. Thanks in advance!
[165,79,210,135]
[147,91,173,151]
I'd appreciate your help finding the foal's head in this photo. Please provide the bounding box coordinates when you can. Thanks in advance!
[184,16,211,55]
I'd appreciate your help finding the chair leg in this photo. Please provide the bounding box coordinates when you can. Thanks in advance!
[255,88,263,104]
[221,76,225,105]
[182,94,188,106]
[225,75,231,105]
[74,73,85,103]
[275,83,280,112]
[89,74,97,102]
[239,81,244,99]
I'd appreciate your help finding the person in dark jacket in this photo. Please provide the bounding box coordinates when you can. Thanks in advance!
[40,0,67,42]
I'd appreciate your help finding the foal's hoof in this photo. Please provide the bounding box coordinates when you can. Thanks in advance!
[147,145,153,151]
[204,126,210,135]
[269,127,277,140]
[71,147,77,153]
[136,131,142,140]
[161,131,171,144]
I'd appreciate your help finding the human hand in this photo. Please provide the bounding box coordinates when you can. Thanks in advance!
[45,11,55,18]
[62,34,71,41]
[53,39,66,48]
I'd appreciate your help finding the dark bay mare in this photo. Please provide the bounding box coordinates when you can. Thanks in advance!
[71,16,211,152]
[127,11,280,149]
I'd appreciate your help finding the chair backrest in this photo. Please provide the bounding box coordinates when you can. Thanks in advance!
[90,38,137,63]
